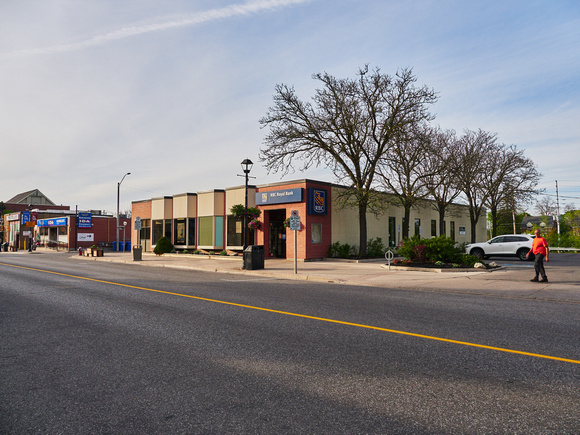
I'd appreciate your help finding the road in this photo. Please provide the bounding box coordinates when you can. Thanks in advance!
[1,254,579,433]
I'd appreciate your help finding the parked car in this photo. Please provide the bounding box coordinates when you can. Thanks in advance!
[466,234,535,261]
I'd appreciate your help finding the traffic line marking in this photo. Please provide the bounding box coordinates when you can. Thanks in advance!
[2,262,579,365]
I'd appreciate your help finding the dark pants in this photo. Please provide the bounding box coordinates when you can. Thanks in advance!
[534,253,547,280]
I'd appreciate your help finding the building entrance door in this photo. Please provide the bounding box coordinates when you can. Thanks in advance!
[268,209,286,258]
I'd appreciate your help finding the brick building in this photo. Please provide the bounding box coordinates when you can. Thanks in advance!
[131,179,486,260]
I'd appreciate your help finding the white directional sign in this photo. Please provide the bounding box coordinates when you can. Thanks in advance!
[134,216,142,231]
[289,215,300,231]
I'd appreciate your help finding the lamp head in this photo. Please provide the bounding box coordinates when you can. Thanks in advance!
[241,159,253,174]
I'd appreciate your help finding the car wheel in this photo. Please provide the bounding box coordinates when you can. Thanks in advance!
[470,248,484,259]
[517,248,530,261]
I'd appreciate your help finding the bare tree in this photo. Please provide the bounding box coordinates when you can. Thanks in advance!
[423,127,462,236]
[260,66,437,255]
[535,196,557,217]
[453,129,497,243]
[377,123,438,239]
[484,144,542,237]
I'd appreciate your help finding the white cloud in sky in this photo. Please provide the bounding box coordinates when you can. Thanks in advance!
[1,0,579,213]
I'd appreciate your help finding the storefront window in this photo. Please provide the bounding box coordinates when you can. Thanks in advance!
[414,218,421,236]
[153,220,163,244]
[215,216,223,247]
[199,216,213,246]
[227,215,243,246]
[174,219,186,245]
[165,220,172,239]
[140,219,151,242]
[431,219,437,237]
[188,218,196,246]
[311,223,322,244]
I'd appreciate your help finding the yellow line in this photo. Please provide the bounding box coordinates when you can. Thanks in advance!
[3,262,580,365]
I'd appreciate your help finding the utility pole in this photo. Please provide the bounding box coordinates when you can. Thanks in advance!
[555,180,561,235]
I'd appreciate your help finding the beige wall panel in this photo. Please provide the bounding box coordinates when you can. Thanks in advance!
[198,191,226,217]
[173,194,197,218]
[225,187,256,211]
[151,197,173,220]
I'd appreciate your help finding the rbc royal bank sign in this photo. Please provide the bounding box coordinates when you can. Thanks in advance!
[255,188,302,205]
[308,188,327,215]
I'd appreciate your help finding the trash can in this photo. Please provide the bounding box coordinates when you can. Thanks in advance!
[3,243,8,252]
[243,245,265,270]
[112,241,118,252]
[133,245,142,261]
[125,241,132,252]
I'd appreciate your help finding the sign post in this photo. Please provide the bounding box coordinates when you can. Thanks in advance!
[290,210,300,274]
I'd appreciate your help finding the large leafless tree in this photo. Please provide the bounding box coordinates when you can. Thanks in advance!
[259,66,437,255]
[484,144,542,237]
[423,127,463,236]
[453,129,498,243]
[377,123,438,239]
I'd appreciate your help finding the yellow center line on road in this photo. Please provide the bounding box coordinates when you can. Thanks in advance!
[3,262,580,365]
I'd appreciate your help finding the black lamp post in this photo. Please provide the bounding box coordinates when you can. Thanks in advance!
[117,172,131,252]
[241,159,253,251]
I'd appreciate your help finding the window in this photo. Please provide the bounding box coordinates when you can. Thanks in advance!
[311,223,322,244]
[140,219,151,242]
[165,220,172,239]
[414,218,421,236]
[174,219,186,245]
[198,216,213,246]
[388,217,396,247]
[152,220,163,244]
[227,215,243,246]
[450,221,455,241]
[215,216,224,247]
[188,218,196,246]
[431,219,437,237]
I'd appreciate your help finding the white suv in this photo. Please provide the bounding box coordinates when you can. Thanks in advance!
[466,234,535,261]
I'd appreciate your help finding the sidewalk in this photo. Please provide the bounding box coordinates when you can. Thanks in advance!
[73,251,580,303]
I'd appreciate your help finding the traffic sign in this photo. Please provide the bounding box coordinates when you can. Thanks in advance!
[289,215,300,231]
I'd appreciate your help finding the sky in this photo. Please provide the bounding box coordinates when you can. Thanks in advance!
[1,0,579,215]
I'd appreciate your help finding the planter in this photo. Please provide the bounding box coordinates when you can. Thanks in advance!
[84,248,104,257]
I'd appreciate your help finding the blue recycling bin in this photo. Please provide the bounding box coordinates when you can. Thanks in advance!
[112,241,118,252]
[125,241,131,252]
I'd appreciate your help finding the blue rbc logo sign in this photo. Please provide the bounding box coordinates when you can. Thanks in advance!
[308,188,327,215]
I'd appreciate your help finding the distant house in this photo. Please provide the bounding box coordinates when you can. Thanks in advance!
[520,216,556,233]
[4,189,69,213]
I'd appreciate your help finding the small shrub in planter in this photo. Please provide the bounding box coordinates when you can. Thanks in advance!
[153,237,174,256]
[219,250,228,256]
[328,241,356,258]
[366,237,386,258]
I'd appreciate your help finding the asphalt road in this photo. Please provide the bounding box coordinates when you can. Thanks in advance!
[1,254,579,433]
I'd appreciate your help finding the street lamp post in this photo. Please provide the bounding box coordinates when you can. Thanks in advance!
[240,159,253,251]
[117,172,131,252]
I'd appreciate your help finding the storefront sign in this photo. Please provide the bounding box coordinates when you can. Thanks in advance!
[78,233,94,242]
[78,212,92,228]
[256,188,302,205]
[38,217,68,227]
[7,213,20,222]
[308,188,327,215]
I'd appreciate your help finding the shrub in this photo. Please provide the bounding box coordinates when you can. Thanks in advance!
[328,241,356,258]
[219,250,228,256]
[153,236,174,256]
[399,235,462,263]
[366,237,386,258]
[412,244,428,262]
[458,254,480,267]
[424,236,462,263]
